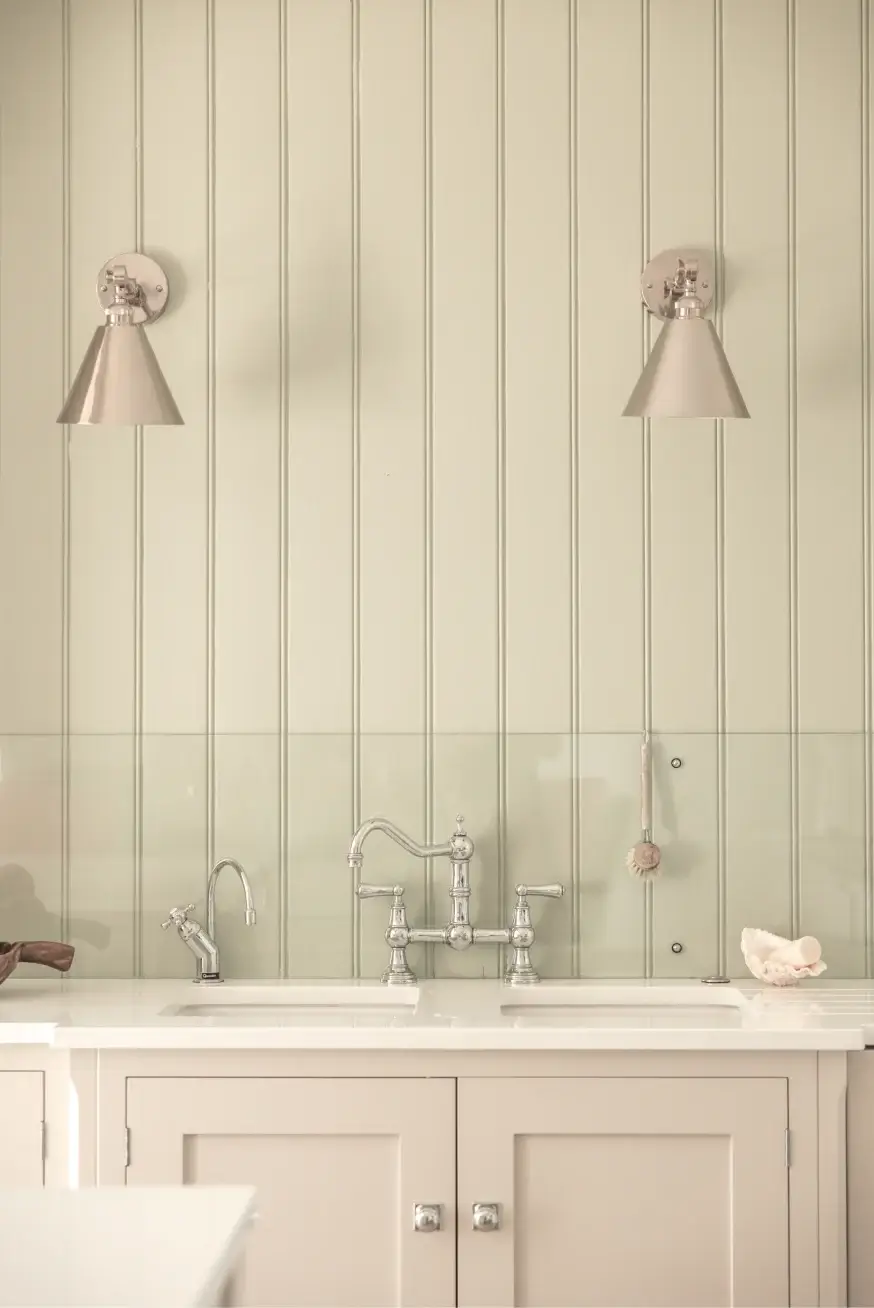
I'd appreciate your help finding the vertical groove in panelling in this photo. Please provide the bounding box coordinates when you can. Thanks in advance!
[351,0,362,976]
[641,0,653,978]
[713,0,727,976]
[133,0,144,975]
[206,0,217,882]
[278,0,289,979]
[862,0,873,975]
[423,0,435,967]
[787,0,800,938]
[569,0,580,976]
[60,0,72,943]
[495,0,507,923]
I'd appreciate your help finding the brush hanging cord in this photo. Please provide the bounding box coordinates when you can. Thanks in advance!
[640,734,652,841]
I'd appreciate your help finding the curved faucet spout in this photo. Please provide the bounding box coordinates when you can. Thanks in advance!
[347,818,452,868]
[207,858,257,940]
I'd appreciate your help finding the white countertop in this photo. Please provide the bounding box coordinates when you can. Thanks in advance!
[0,1186,256,1306]
[2,976,874,1050]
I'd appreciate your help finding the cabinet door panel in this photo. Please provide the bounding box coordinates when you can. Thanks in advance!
[458,1076,788,1308]
[126,1077,455,1308]
[0,1072,43,1186]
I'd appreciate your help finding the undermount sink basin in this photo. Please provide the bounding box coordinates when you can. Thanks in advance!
[162,984,418,1021]
[501,985,747,1026]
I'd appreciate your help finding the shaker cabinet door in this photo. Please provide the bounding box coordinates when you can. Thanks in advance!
[126,1077,455,1308]
[0,1071,43,1186]
[457,1076,789,1308]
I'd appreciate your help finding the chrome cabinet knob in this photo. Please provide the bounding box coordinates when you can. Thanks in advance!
[472,1202,501,1232]
[413,1203,442,1233]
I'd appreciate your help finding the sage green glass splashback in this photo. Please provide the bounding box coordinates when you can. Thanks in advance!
[0,0,872,976]
[0,733,865,981]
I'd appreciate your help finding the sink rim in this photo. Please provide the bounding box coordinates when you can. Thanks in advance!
[166,1001,418,1020]
[499,984,747,1012]
[159,982,419,1018]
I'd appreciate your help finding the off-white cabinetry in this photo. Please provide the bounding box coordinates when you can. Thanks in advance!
[123,1070,794,1308]
[458,1076,788,1308]
[0,1071,43,1186]
[126,1077,455,1308]
[847,1052,874,1308]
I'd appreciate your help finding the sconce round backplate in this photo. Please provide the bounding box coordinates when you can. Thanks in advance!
[96,252,170,324]
[640,248,714,318]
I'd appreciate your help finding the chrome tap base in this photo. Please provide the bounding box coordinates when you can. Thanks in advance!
[162,858,257,984]
[350,817,564,985]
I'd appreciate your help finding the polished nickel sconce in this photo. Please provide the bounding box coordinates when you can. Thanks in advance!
[57,253,182,426]
[623,248,749,420]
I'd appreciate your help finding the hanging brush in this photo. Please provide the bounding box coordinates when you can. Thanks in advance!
[626,732,662,879]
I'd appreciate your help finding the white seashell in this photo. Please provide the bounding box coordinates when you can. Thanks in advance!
[740,928,827,987]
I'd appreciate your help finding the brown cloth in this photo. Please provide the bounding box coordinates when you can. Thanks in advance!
[0,940,74,985]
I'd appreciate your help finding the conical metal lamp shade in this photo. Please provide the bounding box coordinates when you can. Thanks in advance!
[623,316,749,419]
[57,321,183,425]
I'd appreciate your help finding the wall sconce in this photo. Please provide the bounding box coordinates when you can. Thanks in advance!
[57,253,183,426]
[623,249,749,420]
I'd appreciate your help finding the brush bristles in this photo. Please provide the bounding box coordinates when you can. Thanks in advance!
[626,842,662,879]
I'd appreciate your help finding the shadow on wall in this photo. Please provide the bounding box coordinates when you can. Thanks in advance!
[0,864,110,951]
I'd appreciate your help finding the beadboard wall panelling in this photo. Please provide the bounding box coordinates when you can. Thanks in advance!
[721,0,791,735]
[575,0,646,974]
[796,0,864,735]
[795,0,867,972]
[284,1,355,977]
[647,1,719,973]
[503,0,575,977]
[1,0,873,981]
[798,734,867,975]
[286,736,353,978]
[724,734,793,978]
[67,0,137,735]
[286,0,353,736]
[141,734,207,977]
[213,0,281,735]
[356,0,431,970]
[721,0,794,971]
[141,0,209,736]
[214,735,280,978]
[65,0,139,976]
[0,1,64,736]
[138,0,211,978]
[430,0,500,977]
[577,735,645,977]
[0,738,63,964]
[68,734,135,977]
[652,734,720,978]
[431,0,497,738]
[358,735,428,980]
[648,0,717,736]
[433,736,502,979]
[358,0,426,737]
[576,0,644,737]
[503,0,572,736]
[0,1,65,975]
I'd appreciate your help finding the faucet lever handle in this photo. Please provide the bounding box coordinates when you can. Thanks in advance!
[161,904,197,930]
[357,883,405,902]
[515,883,564,900]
